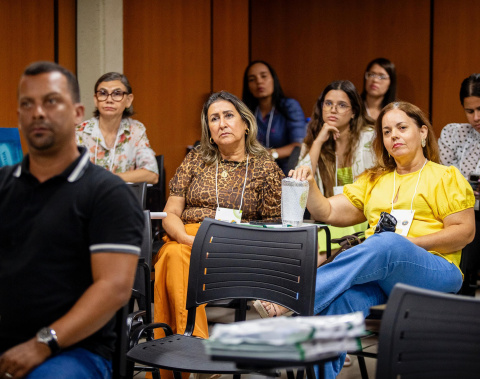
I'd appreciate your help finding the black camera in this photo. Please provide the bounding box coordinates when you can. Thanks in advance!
[468,172,480,191]
[374,212,397,234]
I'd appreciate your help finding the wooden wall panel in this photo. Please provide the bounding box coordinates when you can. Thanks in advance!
[0,0,55,132]
[431,0,480,137]
[124,0,211,184]
[57,0,77,74]
[250,0,431,122]
[212,0,249,97]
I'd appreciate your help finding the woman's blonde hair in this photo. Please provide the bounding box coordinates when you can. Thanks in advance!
[198,91,267,164]
[366,101,440,180]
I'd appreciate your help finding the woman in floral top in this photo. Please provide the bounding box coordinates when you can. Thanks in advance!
[76,72,158,184]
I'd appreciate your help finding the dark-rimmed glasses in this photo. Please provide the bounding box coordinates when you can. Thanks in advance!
[322,100,351,114]
[95,90,128,102]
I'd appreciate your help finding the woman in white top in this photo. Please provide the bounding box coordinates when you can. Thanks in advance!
[297,80,375,198]
[361,58,397,121]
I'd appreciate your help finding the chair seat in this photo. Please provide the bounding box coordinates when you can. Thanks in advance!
[127,334,250,374]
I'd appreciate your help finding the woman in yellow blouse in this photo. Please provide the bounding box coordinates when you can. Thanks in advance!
[260,101,475,379]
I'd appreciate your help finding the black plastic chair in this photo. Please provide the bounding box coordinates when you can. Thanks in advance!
[127,182,147,210]
[376,283,480,378]
[146,155,166,251]
[127,218,319,379]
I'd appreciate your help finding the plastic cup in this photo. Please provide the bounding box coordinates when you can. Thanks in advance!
[281,178,309,227]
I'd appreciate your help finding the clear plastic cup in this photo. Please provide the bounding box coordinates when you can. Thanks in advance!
[281,178,309,227]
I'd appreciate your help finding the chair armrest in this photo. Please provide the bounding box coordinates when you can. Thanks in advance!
[129,322,174,348]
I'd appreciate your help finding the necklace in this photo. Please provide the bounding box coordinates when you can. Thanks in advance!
[220,159,243,179]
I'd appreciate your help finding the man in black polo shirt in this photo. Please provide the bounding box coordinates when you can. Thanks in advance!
[0,62,144,379]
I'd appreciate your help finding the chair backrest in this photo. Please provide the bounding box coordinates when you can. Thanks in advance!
[127,182,147,209]
[131,210,153,322]
[0,127,23,167]
[185,218,318,332]
[376,283,480,379]
[285,145,301,173]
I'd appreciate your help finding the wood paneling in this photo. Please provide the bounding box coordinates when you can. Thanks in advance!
[0,0,55,132]
[212,0,249,97]
[250,0,431,121]
[124,0,211,185]
[57,0,77,74]
[431,0,480,137]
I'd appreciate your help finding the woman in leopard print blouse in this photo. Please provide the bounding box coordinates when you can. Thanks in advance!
[153,91,284,378]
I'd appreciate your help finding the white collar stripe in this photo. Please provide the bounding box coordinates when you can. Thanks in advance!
[90,243,141,254]
[68,151,90,182]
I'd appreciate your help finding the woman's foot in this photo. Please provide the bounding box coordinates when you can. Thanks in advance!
[253,300,293,318]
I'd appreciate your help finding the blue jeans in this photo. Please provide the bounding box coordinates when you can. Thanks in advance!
[313,232,463,379]
[26,348,112,379]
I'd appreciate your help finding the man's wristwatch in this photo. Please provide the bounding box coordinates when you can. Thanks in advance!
[36,327,60,354]
[270,148,279,160]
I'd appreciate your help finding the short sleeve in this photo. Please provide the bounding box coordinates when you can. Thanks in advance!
[169,150,198,197]
[343,173,369,212]
[260,159,284,220]
[281,98,307,144]
[433,165,475,220]
[131,120,159,174]
[438,123,459,166]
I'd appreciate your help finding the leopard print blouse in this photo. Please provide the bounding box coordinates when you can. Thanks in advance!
[169,149,284,224]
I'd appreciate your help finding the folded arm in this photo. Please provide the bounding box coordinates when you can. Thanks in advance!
[407,208,475,254]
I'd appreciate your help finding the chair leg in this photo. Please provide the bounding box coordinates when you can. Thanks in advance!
[306,365,320,379]
[357,356,369,379]
[233,374,242,379]
[287,369,296,379]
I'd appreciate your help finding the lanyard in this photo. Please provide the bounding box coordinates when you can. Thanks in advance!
[255,106,275,148]
[215,154,249,211]
[94,124,120,172]
[391,159,428,212]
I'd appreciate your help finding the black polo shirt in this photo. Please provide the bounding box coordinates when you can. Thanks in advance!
[0,147,144,360]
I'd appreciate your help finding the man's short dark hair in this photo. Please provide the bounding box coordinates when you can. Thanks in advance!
[22,61,81,103]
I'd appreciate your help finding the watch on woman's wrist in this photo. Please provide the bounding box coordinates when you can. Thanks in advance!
[270,148,279,160]
[36,327,60,354]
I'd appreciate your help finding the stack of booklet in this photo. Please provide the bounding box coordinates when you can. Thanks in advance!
[204,312,365,361]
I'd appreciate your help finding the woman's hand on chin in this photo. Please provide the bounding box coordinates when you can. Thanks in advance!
[289,165,314,183]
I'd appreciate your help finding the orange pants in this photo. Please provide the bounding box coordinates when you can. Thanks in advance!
[153,223,209,379]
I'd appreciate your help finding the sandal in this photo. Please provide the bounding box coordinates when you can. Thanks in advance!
[253,300,294,318]
[343,354,353,367]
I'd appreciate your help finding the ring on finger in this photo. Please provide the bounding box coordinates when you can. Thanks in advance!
[5,373,13,378]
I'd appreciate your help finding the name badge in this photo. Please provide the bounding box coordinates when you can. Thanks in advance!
[390,209,415,237]
[333,185,344,196]
[215,207,242,224]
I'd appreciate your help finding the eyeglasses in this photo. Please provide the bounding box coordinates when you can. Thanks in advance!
[95,90,128,102]
[365,72,390,81]
[322,100,351,114]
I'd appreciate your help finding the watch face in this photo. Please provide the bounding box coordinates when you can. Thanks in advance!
[272,151,279,159]
[38,328,50,341]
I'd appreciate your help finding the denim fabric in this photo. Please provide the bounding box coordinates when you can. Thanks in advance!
[313,232,463,379]
[26,348,112,379]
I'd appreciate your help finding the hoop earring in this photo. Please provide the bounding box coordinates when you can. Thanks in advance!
[210,137,214,145]
[421,139,426,148]
[245,127,250,135]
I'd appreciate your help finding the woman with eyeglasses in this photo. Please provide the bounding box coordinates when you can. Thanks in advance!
[260,101,475,379]
[297,80,375,198]
[361,57,397,120]
[76,72,159,184]
[242,60,307,174]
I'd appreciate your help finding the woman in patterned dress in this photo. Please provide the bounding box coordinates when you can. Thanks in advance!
[76,72,158,184]
[153,91,284,379]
